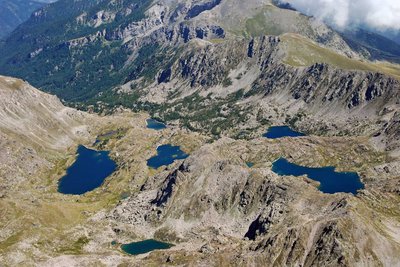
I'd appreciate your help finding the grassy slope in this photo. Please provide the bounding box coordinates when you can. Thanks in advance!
[237,4,400,80]
[244,5,311,38]
[280,33,400,80]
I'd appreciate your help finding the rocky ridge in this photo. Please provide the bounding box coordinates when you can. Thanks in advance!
[106,137,400,266]
[1,0,399,154]
[0,0,397,101]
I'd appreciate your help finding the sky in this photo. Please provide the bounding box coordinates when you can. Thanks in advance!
[284,0,400,31]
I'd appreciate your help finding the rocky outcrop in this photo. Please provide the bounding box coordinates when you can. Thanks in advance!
[244,200,285,240]
[178,41,245,87]
[137,36,399,151]
[146,35,399,113]
[109,137,400,266]
[303,222,347,267]
[185,0,222,20]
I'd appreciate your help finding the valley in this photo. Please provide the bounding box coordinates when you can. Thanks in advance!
[0,0,399,266]
[0,76,206,265]
[0,76,399,266]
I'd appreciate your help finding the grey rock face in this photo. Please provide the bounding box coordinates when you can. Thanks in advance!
[108,136,400,266]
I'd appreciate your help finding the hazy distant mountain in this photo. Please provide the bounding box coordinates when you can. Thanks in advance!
[339,28,400,63]
[0,0,56,39]
[379,30,400,46]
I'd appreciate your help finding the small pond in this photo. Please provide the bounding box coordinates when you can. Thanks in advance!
[121,239,173,255]
[58,145,117,195]
[93,130,120,145]
[146,119,167,130]
[147,144,189,169]
[263,126,305,139]
[246,162,255,168]
[272,158,364,194]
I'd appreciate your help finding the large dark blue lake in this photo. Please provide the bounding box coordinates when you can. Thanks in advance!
[58,145,117,195]
[121,239,173,255]
[146,119,167,130]
[264,126,305,139]
[147,144,189,169]
[272,158,364,194]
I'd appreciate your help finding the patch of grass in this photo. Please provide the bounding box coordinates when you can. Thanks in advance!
[245,8,284,37]
[0,231,24,251]
[222,77,233,87]
[95,128,128,147]
[57,236,89,255]
[154,227,179,243]
[285,111,306,128]
[209,38,226,44]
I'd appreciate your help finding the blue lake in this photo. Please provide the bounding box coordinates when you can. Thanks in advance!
[263,126,305,139]
[147,119,167,130]
[272,158,364,194]
[147,144,189,169]
[121,239,173,255]
[58,145,117,195]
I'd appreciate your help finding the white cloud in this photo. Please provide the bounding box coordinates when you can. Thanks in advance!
[285,0,400,30]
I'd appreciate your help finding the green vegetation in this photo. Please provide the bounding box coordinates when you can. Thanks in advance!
[245,9,284,37]
[0,0,45,39]
[149,89,266,138]
[0,231,24,251]
[222,76,233,87]
[285,111,306,128]
[243,5,312,38]
[95,128,128,148]
[3,36,131,100]
[0,0,154,101]
[57,236,89,254]
[127,44,181,84]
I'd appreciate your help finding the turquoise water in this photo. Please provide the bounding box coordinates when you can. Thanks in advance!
[58,145,117,195]
[121,239,173,255]
[246,162,255,168]
[147,144,189,169]
[264,126,305,139]
[146,119,167,130]
[272,158,364,194]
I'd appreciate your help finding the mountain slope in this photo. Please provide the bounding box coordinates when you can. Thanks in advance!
[0,75,94,193]
[1,75,398,266]
[0,0,51,39]
[0,75,89,149]
[0,0,398,145]
[0,1,399,266]
[0,0,399,156]
[340,28,400,63]
[0,0,398,103]
[0,0,155,100]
